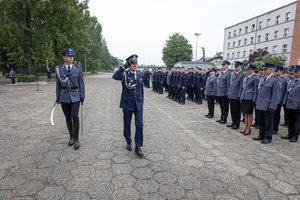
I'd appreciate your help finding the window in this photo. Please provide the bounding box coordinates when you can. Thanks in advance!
[237,52,240,58]
[227,53,229,59]
[273,45,277,53]
[284,28,289,37]
[266,19,271,27]
[228,42,230,48]
[245,26,248,33]
[238,40,241,46]
[244,38,247,45]
[239,28,242,35]
[232,52,235,59]
[234,30,236,37]
[259,21,262,30]
[228,32,231,38]
[286,12,291,22]
[276,16,280,24]
[251,24,255,31]
[274,31,279,39]
[265,33,269,41]
[233,41,236,47]
[243,51,246,57]
[250,37,254,44]
[258,35,261,42]
[282,44,288,53]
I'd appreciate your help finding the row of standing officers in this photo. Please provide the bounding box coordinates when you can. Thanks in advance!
[142,61,300,144]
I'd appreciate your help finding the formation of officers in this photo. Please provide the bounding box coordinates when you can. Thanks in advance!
[142,61,300,144]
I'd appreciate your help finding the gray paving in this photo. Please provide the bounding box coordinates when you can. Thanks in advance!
[0,73,300,200]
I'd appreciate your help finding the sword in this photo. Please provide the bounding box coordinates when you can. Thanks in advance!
[50,102,58,126]
[81,104,83,134]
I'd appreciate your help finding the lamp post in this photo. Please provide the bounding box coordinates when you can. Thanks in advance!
[194,33,201,61]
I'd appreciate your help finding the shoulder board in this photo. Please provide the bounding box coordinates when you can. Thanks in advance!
[73,65,81,68]
[56,64,64,68]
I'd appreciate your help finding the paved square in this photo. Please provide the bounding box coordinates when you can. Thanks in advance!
[0,73,300,199]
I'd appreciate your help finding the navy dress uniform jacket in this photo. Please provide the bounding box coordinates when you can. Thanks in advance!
[113,67,144,112]
[284,78,300,109]
[56,64,85,103]
[204,75,217,96]
[256,75,281,111]
[239,74,259,101]
[216,70,232,97]
[228,71,246,100]
[277,76,288,105]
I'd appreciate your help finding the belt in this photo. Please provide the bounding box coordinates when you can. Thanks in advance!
[62,86,79,90]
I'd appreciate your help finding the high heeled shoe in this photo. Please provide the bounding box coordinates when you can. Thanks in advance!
[244,129,252,135]
[240,130,246,134]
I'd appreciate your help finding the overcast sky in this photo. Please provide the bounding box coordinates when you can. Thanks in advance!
[89,0,295,66]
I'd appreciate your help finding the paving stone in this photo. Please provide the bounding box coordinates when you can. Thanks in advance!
[257,188,289,200]
[132,167,154,179]
[113,154,132,164]
[184,159,204,168]
[134,179,159,194]
[13,180,44,197]
[130,158,151,167]
[87,182,115,199]
[92,159,111,170]
[187,189,214,200]
[153,171,177,184]
[150,161,170,172]
[112,175,136,187]
[0,176,26,190]
[112,163,133,175]
[111,187,140,200]
[63,192,90,200]
[65,177,93,192]
[0,190,12,200]
[159,184,185,199]
[251,169,276,181]
[269,180,298,195]
[71,165,95,177]
[36,186,66,200]
[140,193,165,200]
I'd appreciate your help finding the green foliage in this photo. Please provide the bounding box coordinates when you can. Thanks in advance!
[17,74,36,82]
[253,54,287,67]
[162,33,193,67]
[0,0,119,74]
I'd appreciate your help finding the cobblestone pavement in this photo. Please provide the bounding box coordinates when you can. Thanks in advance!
[1,73,300,200]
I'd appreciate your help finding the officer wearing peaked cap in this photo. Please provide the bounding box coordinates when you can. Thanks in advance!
[216,60,232,124]
[227,61,246,129]
[113,54,145,157]
[204,68,217,118]
[281,65,300,142]
[56,48,85,150]
[253,63,281,144]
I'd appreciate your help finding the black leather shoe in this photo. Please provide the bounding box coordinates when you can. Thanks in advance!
[261,139,271,144]
[231,125,239,130]
[219,120,227,124]
[135,147,144,158]
[126,144,132,151]
[273,131,278,135]
[74,140,80,150]
[226,124,234,127]
[216,119,222,122]
[69,138,75,146]
[281,135,292,140]
[252,136,264,140]
[204,114,209,117]
[290,138,298,143]
[207,115,213,118]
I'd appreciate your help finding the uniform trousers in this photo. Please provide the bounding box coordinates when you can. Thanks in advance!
[123,108,143,148]
[257,109,274,140]
[206,95,215,116]
[218,96,229,121]
[229,99,241,126]
[286,108,300,139]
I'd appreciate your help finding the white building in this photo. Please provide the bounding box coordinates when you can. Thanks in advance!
[223,1,300,67]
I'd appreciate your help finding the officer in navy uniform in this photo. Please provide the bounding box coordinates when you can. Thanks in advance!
[253,63,281,144]
[228,61,246,129]
[167,68,174,99]
[281,65,295,127]
[157,68,164,94]
[204,68,217,118]
[239,64,259,135]
[194,68,204,104]
[178,67,188,104]
[56,48,85,150]
[281,65,300,142]
[112,54,144,157]
[273,66,287,134]
[143,68,151,88]
[216,60,232,124]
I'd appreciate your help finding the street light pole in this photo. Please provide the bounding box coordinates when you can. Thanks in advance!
[194,33,201,61]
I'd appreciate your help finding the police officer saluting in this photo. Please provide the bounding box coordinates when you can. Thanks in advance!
[252,63,281,144]
[113,54,144,157]
[56,48,85,150]
[281,65,300,142]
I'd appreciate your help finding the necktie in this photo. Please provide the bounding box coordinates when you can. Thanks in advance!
[68,66,71,73]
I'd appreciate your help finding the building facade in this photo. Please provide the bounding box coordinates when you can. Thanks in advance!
[223,1,300,67]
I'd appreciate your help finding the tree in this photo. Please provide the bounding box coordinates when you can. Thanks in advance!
[254,54,287,67]
[162,33,193,67]
[248,48,269,64]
